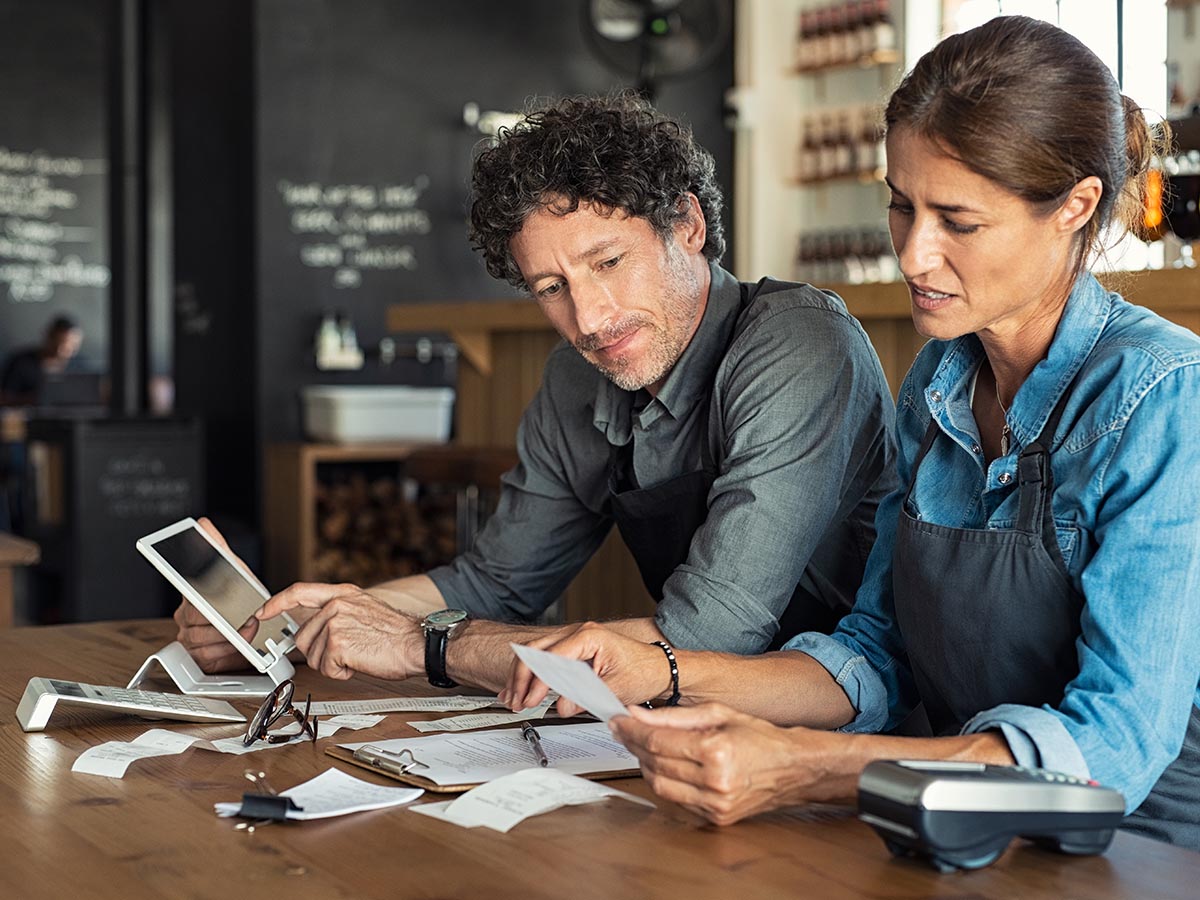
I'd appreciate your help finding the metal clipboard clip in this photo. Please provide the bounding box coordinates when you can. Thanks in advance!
[352,745,430,777]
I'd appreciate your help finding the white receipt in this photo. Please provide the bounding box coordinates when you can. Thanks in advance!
[307,697,500,716]
[70,729,197,778]
[410,768,653,833]
[510,643,629,722]
[72,714,385,778]
[215,767,423,820]
[407,697,554,733]
[341,721,637,786]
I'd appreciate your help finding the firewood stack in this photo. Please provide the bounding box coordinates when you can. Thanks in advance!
[310,469,468,585]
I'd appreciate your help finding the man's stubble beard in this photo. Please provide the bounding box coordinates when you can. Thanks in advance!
[575,249,702,392]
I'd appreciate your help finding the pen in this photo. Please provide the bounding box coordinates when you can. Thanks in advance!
[520,721,549,767]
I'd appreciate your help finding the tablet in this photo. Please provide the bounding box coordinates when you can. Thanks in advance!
[137,518,298,675]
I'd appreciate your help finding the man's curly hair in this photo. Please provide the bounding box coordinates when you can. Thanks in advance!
[469,93,726,289]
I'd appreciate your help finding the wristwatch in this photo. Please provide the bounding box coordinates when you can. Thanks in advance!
[421,609,468,688]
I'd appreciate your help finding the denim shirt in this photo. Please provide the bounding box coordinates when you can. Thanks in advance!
[786,272,1200,812]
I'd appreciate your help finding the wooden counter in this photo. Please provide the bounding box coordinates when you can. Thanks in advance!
[3,618,1198,899]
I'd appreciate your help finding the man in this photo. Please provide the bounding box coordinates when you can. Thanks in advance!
[0,315,84,404]
[176,94,897,697]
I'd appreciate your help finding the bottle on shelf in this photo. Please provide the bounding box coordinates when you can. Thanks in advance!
[817,111,840,181]
[873,0,897,55]
[834,108,855,177]
[857,105,886,178]
[799,115,821,183]
[795,226,899,286]
[797,103,885,185]
[794,10,812,71]
[811,6,832,69]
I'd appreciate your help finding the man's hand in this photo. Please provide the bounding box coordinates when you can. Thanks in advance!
[256,582,425,681]
[501,621,671,716]
[610,703,831,826]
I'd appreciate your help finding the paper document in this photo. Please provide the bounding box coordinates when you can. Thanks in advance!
[215,767,423,820]
[70,729,197,778]
[73,714,386,778]
[410,768,653,832]
[341,721,637,786]
[510,643,629,722]
[407,697,554,733]
[307,696,500,716]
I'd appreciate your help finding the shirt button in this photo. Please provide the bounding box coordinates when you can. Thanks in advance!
[998,472,1013,485]
[970,442,981,454]
[930,390,943,403]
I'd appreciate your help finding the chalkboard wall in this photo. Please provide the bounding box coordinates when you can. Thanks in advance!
[0,0,110,369]
[253,0,735,443]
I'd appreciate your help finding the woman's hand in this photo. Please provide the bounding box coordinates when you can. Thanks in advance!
[501,621,671,715]
[610,702,845,825]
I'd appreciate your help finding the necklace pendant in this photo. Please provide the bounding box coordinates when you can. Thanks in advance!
[1000,425,1011,457]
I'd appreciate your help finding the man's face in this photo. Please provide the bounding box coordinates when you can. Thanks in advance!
[52,327,83,361]
[509,197,710,394]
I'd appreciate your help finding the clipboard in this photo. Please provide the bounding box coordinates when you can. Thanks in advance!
[325,744,641,793]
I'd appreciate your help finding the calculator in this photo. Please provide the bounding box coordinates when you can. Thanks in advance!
[16,677,246,732]
[857,759,1126,872]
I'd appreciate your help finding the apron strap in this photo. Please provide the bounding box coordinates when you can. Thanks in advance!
[1012,376,1077,580]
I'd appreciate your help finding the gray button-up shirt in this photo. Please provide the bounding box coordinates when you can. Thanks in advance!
[428,264,898,653]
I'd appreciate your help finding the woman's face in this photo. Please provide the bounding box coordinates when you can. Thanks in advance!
[884,127,1083,344]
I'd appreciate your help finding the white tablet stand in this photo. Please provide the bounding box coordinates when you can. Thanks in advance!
[128,641,295,697]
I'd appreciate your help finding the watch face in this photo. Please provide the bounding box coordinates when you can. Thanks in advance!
[425,608,468,628]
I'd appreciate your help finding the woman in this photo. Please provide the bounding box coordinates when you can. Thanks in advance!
[503,16,1200,848]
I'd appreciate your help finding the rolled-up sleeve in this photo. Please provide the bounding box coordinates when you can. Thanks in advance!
[962,705,1089,776]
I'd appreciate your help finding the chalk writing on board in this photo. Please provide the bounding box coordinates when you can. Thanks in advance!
[276,176,433,289]
[0,147,110,303]
[97,453,193,519]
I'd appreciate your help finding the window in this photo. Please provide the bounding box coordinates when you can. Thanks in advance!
[915,1,1171,268]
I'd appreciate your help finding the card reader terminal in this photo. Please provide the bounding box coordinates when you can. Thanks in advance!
[857,759,1125,872]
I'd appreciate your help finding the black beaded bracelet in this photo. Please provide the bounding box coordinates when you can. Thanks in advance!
[650,640,681,707]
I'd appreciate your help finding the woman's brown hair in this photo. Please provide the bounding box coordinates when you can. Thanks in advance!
[885,15,1168,281]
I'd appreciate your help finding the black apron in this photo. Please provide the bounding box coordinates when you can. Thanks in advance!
[893,386,1200,848]
[608,281,846,648]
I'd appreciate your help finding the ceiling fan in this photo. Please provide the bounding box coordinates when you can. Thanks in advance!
[583,0,732,101]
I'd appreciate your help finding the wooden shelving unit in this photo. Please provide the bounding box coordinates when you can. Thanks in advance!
[263,442,517,589]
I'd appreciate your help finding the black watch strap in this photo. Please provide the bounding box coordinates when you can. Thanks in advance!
[424,627,457,688]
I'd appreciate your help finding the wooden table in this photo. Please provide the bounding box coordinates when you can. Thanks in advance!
[2,620,1197,900]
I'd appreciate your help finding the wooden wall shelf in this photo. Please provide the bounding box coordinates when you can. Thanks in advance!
[830,267,1200,395]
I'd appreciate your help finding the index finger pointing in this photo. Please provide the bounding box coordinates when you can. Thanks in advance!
[256,582,354,620]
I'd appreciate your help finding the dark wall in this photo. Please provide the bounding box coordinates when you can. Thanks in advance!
[168,0,257,526]
[0,0,110,369]
[168,0,733,536]
[252,0,735,445]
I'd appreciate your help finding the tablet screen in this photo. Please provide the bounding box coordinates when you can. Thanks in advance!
[151,527,291,656]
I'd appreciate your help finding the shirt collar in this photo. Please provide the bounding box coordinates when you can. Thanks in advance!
[926,272,1111,447]
[593,262,742,444]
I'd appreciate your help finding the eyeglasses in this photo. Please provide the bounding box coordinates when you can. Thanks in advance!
[242,680,319,747]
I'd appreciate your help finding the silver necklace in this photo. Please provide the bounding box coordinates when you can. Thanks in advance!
[995,381,1012,456]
